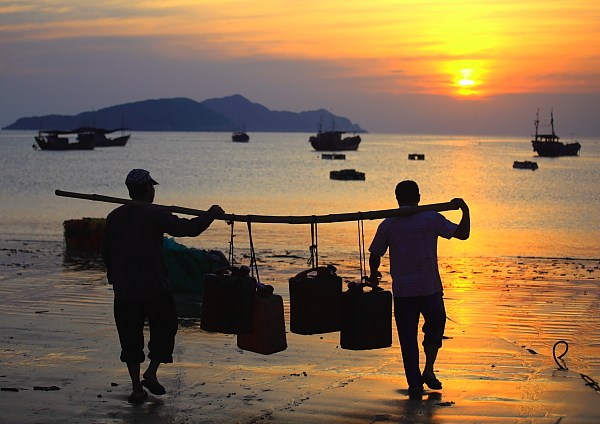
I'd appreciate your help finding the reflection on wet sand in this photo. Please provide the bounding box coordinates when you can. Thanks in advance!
[62,249,105,272]
[1,240,600,423]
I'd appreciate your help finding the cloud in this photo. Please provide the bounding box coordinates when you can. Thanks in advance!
[1,0,599,134]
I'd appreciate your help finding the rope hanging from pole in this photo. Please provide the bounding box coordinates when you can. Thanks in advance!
[308,216,319,268]
[357,212,367,284]
[246,220,260,284]
[227,216,235,265]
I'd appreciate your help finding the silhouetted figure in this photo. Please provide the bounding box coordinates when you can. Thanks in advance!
[101,169,224,403]
[368,181,469,395]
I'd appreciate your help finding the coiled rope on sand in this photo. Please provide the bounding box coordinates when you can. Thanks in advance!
[553,340,600,393]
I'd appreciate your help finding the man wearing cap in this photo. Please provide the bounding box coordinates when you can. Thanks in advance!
[368,180,469,397]
[101,169,224,403]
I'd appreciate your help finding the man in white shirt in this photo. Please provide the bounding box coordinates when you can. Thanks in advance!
[369,181,470,395]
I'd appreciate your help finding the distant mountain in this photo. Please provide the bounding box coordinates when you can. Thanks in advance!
[3,98,233,131]
[3,95,366,133]
[201,94,365,133]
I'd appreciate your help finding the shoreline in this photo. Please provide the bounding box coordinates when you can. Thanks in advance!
[1,239,600,423]
[3,236,600,262]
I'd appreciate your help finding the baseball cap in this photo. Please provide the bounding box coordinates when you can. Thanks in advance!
[125,169,159,187]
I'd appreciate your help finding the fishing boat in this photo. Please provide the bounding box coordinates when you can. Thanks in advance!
[309,116,361,151]
[531,109,580,157]
[34,127,130,150]
[34,129,97,150]
[513,161,538,170]
[76,127,130,147]
[330,169,365,180]
[310,131,360,151]
[232,123,249,142]
[232,132,249,142]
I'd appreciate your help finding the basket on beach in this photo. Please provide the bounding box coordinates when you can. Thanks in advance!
[63,218,106,251]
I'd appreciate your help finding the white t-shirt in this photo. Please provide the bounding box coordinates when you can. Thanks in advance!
[369,211,457,298]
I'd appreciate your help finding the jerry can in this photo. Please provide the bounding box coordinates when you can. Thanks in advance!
[201,266,256,335]
[237,284,287,355]
[288,265,342,335]
[340,283,392,350]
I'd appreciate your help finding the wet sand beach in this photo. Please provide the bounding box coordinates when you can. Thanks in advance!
[1,239,600,423]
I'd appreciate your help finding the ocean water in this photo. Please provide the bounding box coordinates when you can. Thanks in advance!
[1,130,599,259]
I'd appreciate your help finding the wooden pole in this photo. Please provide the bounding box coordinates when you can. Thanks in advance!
[55,189,458,224]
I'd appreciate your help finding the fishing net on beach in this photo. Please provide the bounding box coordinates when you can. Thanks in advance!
[163,237,229,292]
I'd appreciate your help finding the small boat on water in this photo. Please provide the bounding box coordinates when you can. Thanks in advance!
[34,127,130,150]
[232,123,249,142]
[232,132,249,142]
[35,130,97,150]
[77,127,130,147]
[330,169,365,180]
[513,161,539,170]
[408,154,425,160]
[308,131,361,151]
[310,131,360,151]
[309,116,361,151]
[322,153,346,160]
[531,109,580,157]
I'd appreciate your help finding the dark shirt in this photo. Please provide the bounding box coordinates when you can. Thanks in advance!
[101,204,216,302]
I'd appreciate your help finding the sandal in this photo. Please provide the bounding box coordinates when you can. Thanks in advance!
[141,379,166,395]
[128,390,148,404]
[422,372,442,390]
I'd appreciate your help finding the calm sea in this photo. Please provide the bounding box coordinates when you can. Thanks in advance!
[1,130,598,259]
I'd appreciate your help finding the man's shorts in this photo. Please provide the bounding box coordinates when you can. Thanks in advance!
[114,290,178,363]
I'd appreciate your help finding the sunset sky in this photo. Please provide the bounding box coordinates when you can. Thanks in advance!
[1,0,599,135]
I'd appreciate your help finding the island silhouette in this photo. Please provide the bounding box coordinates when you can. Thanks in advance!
[4,95,366,133]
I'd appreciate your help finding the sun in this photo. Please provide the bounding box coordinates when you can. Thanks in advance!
[453,68,482,95]
[457,69,477,85]
[458,78,476,87]
[441,61,486,96]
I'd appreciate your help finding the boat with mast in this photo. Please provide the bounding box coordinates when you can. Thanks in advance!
[309,116,361,151]
[34,127,130,150]
[34,129,97,150]
[232,123,249,142]
[232,132,249,142]
[77,127,130,147]
[531,109,580,157]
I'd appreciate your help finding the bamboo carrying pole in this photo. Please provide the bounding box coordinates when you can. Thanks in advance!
[55,190,458,224]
